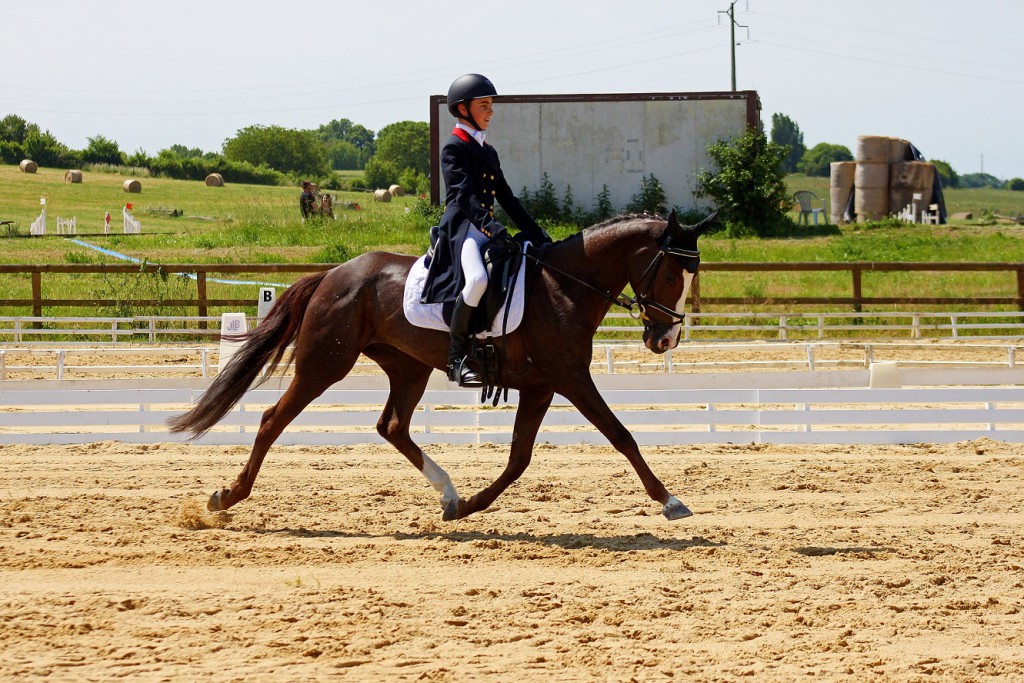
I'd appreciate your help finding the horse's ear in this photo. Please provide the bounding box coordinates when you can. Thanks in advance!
[667,209,680,230]
[691,210,719,236]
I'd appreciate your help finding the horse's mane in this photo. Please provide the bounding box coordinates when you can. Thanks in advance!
[550,213,663,247]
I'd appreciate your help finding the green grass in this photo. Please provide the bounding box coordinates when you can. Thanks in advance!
[4,163,1024,330]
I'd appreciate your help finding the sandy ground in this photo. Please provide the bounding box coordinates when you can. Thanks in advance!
[2,438,1023,681]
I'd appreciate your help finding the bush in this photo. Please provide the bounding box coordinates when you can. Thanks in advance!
[0,140,24,164]
[799,143,853,177]
[696,127,793,237]
[363,157,400,189]
[625,174,667,215]
[1008,178,1024,192]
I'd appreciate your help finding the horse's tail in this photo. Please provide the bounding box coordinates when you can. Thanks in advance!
[167,270,331,438]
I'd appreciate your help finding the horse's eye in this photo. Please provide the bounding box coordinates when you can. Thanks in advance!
[664,271,678,285]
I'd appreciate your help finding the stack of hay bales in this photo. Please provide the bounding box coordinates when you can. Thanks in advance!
[373,188,392,203]
[123,179,142,193]
[853,136,891,222]
[829,161,856,224]
[65,170,83,183]
[830,136,937,223]
[19,159,37,173]
[205,173,225,187]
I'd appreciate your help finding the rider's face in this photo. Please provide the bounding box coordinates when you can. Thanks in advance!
[462,97,494,130]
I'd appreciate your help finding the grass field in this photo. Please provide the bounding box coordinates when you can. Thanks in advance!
[3,164,1024,326]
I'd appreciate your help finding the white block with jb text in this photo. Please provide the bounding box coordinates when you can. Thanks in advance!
[218,312,248,373]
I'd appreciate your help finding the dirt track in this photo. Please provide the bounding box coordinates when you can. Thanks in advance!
[2,439,1023,681]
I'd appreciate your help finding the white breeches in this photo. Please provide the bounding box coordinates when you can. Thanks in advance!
[460,227,490,307]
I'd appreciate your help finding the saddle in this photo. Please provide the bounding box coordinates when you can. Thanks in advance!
[428,227,524,335]
[427,227,534,405]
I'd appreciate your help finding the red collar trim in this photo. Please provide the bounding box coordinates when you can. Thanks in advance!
[451,126,472,143]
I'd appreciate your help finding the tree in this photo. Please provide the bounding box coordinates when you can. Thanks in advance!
[373,121,430,176]
[929,159,959,188]
[318,118,374,167]
[799,143,853,177]
[82,134,126,165]
[0,114,30,144]
[223,125,329,177]
[326,140,361,170]
[1009,178,1024,192]
[22,128,79,167]
[770,113,806,174]
[363,156,400,189]
[960,173,1003,189]
[696,127,792,237]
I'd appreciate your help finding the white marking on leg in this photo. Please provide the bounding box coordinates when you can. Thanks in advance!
[420,451,460,507]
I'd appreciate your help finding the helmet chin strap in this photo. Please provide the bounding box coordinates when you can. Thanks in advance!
[459,103,482,131]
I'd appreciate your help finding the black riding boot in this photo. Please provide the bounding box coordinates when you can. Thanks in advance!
[447,295,484,387]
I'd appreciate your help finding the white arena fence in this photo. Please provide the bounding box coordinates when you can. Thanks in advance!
[1,373,1023,447]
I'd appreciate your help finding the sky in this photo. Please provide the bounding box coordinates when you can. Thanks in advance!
[5,0,1023,180]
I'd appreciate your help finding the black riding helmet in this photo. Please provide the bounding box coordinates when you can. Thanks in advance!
[447,73,497,130]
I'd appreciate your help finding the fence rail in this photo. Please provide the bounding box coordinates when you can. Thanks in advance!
[1,378,1022,446]
[1,262,1023,317]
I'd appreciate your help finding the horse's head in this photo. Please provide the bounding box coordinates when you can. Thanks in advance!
[634,210,716,354]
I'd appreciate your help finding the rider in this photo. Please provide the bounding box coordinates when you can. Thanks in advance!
[422,73,551,387]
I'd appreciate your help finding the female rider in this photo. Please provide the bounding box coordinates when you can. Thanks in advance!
[421,74,550,387]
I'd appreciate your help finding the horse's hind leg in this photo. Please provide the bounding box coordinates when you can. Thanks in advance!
[209,349,360,512]
[367,347,462,514]
[446,387,553,520]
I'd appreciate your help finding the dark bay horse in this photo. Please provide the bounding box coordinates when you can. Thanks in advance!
[169,210,714,522]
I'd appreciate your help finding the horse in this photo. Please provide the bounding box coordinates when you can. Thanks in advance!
[168,210,715,522]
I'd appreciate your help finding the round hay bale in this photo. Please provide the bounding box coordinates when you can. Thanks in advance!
[205,173,225,187]
[388,184,405,198]
[855,136,891,163]
[889,187,914,216]
[891,161,935,192]
[373,188,392,203]
[854,162,889,190]
[830,187,851,224]
[889,138,910,164]
[19,159,37,173]
[830,161,856,190]
[854,188,887,221]
[64,169,83,183]
[123,179,142,193]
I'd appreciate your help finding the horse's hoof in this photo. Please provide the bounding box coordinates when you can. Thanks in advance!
[442,497,462,521]
[662,496,693,520]
[207,489,229,512]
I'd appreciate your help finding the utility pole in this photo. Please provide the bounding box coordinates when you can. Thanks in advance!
[718,1,749,92]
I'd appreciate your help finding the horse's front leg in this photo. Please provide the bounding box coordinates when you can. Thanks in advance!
[445,388,554,520]
[561,375,692,520]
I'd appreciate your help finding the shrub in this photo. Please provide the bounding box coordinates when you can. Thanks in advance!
[625,174,667,215]
[1008,178,1024,192]
[363,157,400,189]
[696,127,793,237]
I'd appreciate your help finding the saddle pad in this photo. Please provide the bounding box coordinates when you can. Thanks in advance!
[403,254,527,338]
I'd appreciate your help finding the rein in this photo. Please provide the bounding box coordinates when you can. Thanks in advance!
[523,242,699,326]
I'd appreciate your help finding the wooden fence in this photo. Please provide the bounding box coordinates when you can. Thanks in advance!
[1,262,1023,317]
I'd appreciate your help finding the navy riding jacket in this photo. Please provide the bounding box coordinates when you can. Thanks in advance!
[420,128,546,305]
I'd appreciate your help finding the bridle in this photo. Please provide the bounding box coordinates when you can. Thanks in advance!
[630,244,700,329]
[526,238,700,332]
